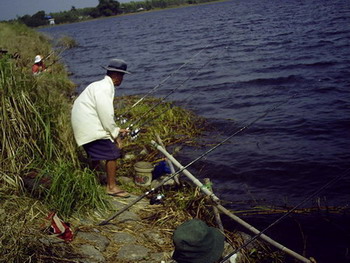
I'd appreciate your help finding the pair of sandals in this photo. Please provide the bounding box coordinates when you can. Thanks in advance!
[107,190,130,198]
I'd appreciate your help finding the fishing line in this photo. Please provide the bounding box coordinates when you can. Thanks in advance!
[118,44,211,120]
[43,46,69,68]
[128,91,197,139]
[118,42,232,127]
[220,168,350,263]
[127,51,220,133]
[100,94,296,225]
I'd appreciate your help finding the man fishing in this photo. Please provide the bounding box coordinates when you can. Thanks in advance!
[71,58,130,198]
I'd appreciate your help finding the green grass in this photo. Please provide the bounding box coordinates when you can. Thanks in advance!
[41,161,110,218]
[0,21,207,216]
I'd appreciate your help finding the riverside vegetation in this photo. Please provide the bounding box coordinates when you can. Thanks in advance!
[0,22,286,262]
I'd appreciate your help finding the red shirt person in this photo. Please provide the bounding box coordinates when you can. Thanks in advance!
[32,55,46,75]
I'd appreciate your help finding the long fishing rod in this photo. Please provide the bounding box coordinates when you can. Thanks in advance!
[128,91,197,140]
[119,43,231,126]
[220,168,350,263]
[43,46,68,61]
[118,44,211,120]
[99,94,296,225]
[127,53,218,134]
[42,46,69,69]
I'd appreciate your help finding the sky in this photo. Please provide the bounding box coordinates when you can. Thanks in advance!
[0,0,101,21]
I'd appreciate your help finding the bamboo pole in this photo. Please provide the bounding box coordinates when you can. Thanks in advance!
[151,140,311,263]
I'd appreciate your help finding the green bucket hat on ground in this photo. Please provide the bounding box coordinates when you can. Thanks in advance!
[172,219,225,263]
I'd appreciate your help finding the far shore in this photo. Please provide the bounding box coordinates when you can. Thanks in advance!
[38,0,229,28]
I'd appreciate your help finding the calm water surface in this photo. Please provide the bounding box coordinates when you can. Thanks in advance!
[41,0,350,262]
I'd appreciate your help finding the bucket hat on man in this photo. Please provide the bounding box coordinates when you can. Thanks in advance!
[103,58,131,74]
[172,219,225,263]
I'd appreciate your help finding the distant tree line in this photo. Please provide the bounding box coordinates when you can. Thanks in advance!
[14,0,218,27]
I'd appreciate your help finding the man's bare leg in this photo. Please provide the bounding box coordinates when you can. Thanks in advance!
[105,159,129,197]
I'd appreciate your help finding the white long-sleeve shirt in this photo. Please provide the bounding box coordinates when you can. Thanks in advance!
[71,76,120,146]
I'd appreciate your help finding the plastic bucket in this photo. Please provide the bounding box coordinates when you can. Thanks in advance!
[134,161,154,186]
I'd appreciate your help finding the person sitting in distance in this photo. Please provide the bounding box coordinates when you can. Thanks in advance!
[32,55,46,75]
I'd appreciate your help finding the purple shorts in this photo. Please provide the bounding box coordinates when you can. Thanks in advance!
[83,139,121,161]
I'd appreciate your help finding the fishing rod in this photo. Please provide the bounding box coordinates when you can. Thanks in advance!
[43,51,55,61]
[117,44,211,122]
[126,54,217,136]
[125,45,232,137]
[40,46,69,70]
[118,43,231,126]
[128,90,196,140]
[99,93,296,225]
[128,90,198,140]
[43,46,68,61]
[219,168,350,263]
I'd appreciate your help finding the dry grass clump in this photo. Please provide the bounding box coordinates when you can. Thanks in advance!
[0,22,51,68]
[116,95,207,146]
[56,35,79,48]
[0,22,112,262]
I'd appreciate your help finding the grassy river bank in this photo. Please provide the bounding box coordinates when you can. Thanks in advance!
[0,22,286,263]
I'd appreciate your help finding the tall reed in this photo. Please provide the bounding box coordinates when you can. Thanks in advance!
[0,22,107,218]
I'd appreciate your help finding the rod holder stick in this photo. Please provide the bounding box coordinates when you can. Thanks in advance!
[204,178,224,233]
[156,134,180,185]
[152,141,311,263]
[151,140,220,202]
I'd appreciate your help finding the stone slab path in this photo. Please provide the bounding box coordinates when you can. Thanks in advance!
[67,193,173,263]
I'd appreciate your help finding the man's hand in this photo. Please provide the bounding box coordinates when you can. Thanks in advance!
[119,128,130,137]
[115,129,130,148]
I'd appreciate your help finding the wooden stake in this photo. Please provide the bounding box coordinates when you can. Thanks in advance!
[204,178,224,233]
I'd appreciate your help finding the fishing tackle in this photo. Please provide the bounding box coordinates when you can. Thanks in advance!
[150,193,165,205]
[99,93,296,226]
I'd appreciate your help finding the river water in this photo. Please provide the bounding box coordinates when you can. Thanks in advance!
[40,0,350,262]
